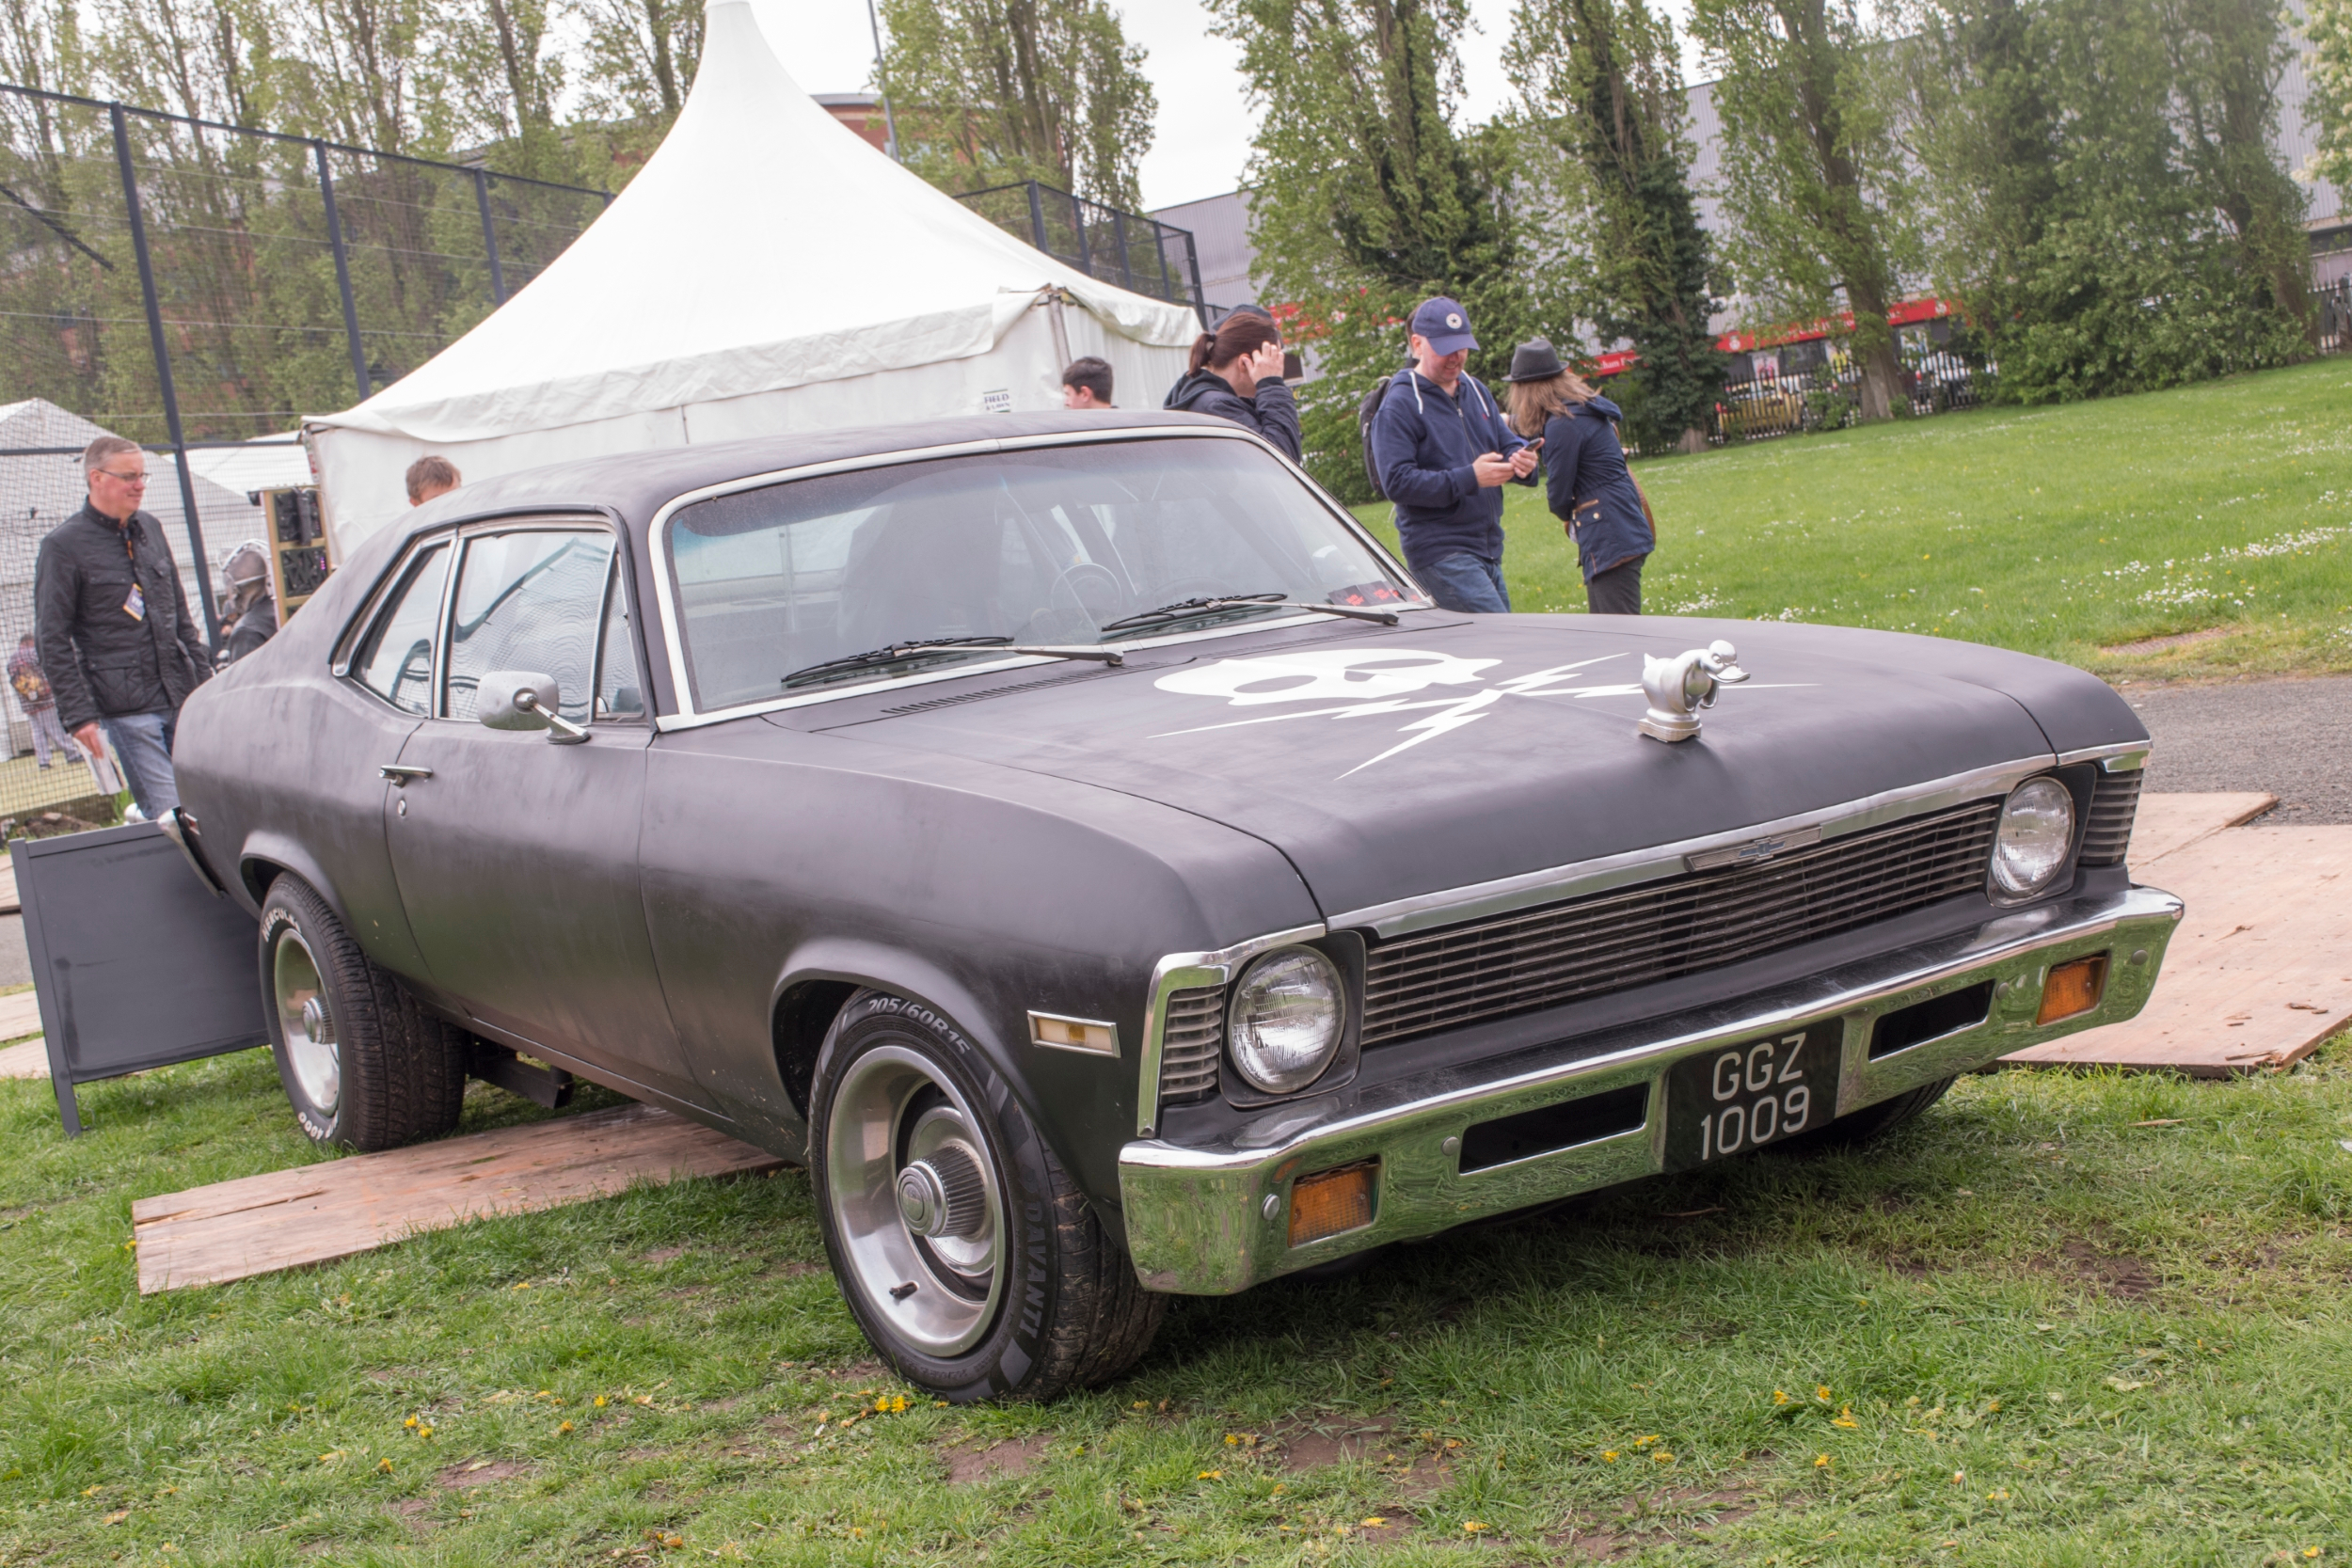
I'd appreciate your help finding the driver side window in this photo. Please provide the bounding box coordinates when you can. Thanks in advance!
[350,540,452,716]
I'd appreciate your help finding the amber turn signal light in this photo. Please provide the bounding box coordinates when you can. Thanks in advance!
[1287,1160,1377,1247]
[2036,955,2108,1025]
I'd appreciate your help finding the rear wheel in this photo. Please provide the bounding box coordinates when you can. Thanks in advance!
[810,991,1163,1402]
[259,876,468,1150]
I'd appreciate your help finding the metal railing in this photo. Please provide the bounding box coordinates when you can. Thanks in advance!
[954,180,1208,325]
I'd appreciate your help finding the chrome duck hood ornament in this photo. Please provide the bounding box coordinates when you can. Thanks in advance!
[1638,640,1749,742]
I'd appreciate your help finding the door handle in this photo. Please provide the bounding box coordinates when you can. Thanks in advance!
[379,764,433,783]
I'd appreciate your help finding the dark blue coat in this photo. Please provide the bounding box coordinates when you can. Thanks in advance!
[1162,370,1304,462]
[1542,396,1652,581]
[1367,368,1533,567]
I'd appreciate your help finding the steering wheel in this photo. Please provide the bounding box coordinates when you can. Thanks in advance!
[1028,562,1127,641]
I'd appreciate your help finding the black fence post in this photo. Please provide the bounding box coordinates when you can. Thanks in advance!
[1025,181,1048,260]
[1110,209,1134,290]
[314,140,370,402]
[1152,220,1175,304]
[1069,190,1091,278]
[474,168,506,305]
[110,102,222,651]
[1181,232,1209,328]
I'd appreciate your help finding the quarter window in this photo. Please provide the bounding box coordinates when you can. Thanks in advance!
[444,530,614,723]
[349,541,452,716]
[595,561,646,720]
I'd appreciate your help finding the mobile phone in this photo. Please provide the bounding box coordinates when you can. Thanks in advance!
[1282,350,1304,381]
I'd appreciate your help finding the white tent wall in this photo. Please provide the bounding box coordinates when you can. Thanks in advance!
[306,0,1197,559]
[312,300,1191,560]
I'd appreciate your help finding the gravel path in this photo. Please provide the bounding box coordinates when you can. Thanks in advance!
[2125,674,2352,825]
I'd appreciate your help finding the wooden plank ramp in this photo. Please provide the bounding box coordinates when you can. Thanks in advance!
[133,1103,786,1294]
[2007,792,2352,1075]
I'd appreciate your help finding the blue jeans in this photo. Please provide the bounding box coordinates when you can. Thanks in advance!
[1412,552,1512,614]
[102,709,179,816]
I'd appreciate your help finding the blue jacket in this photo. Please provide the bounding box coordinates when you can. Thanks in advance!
[1162,368,1304,462]
[1542,396,1653,582]
[1367,367,1532,565]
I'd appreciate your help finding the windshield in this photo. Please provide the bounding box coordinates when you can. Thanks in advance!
[665,436,1411,710]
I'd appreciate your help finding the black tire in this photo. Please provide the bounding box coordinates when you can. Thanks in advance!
[809,990,1164,1402]
[258,875,469,1151]
[1796,1075,1956,1149]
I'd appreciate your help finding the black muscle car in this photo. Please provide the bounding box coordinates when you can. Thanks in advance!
[168,412,2182,1402]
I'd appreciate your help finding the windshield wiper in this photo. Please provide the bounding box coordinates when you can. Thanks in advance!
[783,636,1123,689]
[1099,592,1406,636]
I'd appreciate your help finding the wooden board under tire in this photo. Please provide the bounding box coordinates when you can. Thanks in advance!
[2123,791,2276,866]
[132,1103,787,1294]
[2005,800,2352,1076]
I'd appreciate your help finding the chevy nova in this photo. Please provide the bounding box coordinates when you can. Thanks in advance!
[169,411,2181,1401]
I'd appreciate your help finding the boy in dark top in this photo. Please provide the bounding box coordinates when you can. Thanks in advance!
[1364,297,1540,612]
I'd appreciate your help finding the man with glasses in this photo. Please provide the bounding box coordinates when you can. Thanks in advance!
[33,436,211,817]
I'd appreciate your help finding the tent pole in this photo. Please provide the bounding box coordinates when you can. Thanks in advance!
[1043,289,1071,369]
[865,0,902,162]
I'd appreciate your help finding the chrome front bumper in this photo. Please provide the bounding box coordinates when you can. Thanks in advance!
[1118,884,2183,1295]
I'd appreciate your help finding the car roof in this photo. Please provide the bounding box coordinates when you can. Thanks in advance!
[400,408,1248,546]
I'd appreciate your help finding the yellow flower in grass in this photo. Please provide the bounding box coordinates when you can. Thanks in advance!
[1832,1406,1858,1430]
[1632,1434,1657,1447]
[1772,1389,1791,1406]
[1198,1469,1222,1481]
[1462,1520,1488,1534]
[1652,1450,1676,1464]
[1814,1454,1831,1469]
[1602,1450,1620,1463]
[1986,1489,2010,1501]
[1815,1386,1833,1403]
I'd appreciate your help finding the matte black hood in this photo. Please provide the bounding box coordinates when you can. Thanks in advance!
[819,614,2142,921]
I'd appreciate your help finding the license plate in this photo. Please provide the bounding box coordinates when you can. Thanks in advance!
[1661,1024,1840,1170]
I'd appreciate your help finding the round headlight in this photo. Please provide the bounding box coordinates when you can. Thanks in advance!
[1990,777,2075,899]
[1226,947,1345,1095]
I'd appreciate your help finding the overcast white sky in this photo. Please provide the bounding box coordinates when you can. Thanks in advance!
[755,0,1560,213]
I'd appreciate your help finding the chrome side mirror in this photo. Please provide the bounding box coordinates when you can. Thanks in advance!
[477,669,590,744]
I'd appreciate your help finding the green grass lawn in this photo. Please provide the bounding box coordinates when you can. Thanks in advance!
[1353,358,2352,683]
[5,1039,2349,1564]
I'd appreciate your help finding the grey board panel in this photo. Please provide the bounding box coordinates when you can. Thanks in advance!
[12,822,266,1132]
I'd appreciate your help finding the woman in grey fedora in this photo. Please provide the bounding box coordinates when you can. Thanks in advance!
[1503,338,1653,614]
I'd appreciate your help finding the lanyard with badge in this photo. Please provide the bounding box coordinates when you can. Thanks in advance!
[120,524,145,622]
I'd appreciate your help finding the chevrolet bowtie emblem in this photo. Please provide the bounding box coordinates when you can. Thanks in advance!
[1686,825,1822,873]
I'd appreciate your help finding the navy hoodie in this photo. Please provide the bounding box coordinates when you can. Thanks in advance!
[1162,370,1304,462]
[1366,367,1532,566]
[1541,395,1652,581]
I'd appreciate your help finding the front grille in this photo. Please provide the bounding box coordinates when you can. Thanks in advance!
[1154,985,1227,1106]
[1359,799,2006,1048]
[2078,768,2143,866]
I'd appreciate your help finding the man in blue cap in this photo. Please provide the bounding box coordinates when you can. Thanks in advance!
[1366,296,1541,612]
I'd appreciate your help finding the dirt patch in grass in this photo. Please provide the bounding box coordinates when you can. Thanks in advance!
[1272,1415,1401,1471]
[2057,1238,2161,1300]
[437,1459,532,1489]
[2100,627,2239,657]
[642,1246,688,1266]
[1550,1480,1767,1559]
[945,1434,1054,1483]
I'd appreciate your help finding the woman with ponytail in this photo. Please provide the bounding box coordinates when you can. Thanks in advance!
[1160,305,1303,462]
[1503,339,1653,614]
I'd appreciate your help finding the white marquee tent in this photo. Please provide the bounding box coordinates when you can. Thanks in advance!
[305,0,1200,555]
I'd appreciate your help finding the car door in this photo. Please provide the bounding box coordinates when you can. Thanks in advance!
[382,519,715,1112]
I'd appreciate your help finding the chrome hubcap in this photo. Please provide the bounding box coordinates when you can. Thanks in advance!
[273,929,340,1116]
[826,1045,1004,1356]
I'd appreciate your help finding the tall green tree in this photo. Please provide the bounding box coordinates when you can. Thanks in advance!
[573,0,700,131]
[1506,0,1722,452]
[1898,0,2308,400]
[2310,0,2352,193]
[876,0,1155,209]
[2162,0,2311,333]
[1209,0,1543,497]
[1687,0,1918,421]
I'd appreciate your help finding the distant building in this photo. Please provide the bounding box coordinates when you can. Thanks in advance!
[817,93,891,154]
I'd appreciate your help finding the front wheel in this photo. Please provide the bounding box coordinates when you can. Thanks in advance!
[259,876,468,1150]
[810,991,1163,1402]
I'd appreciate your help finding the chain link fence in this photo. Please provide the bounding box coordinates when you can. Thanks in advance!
[955,180,1207,325]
